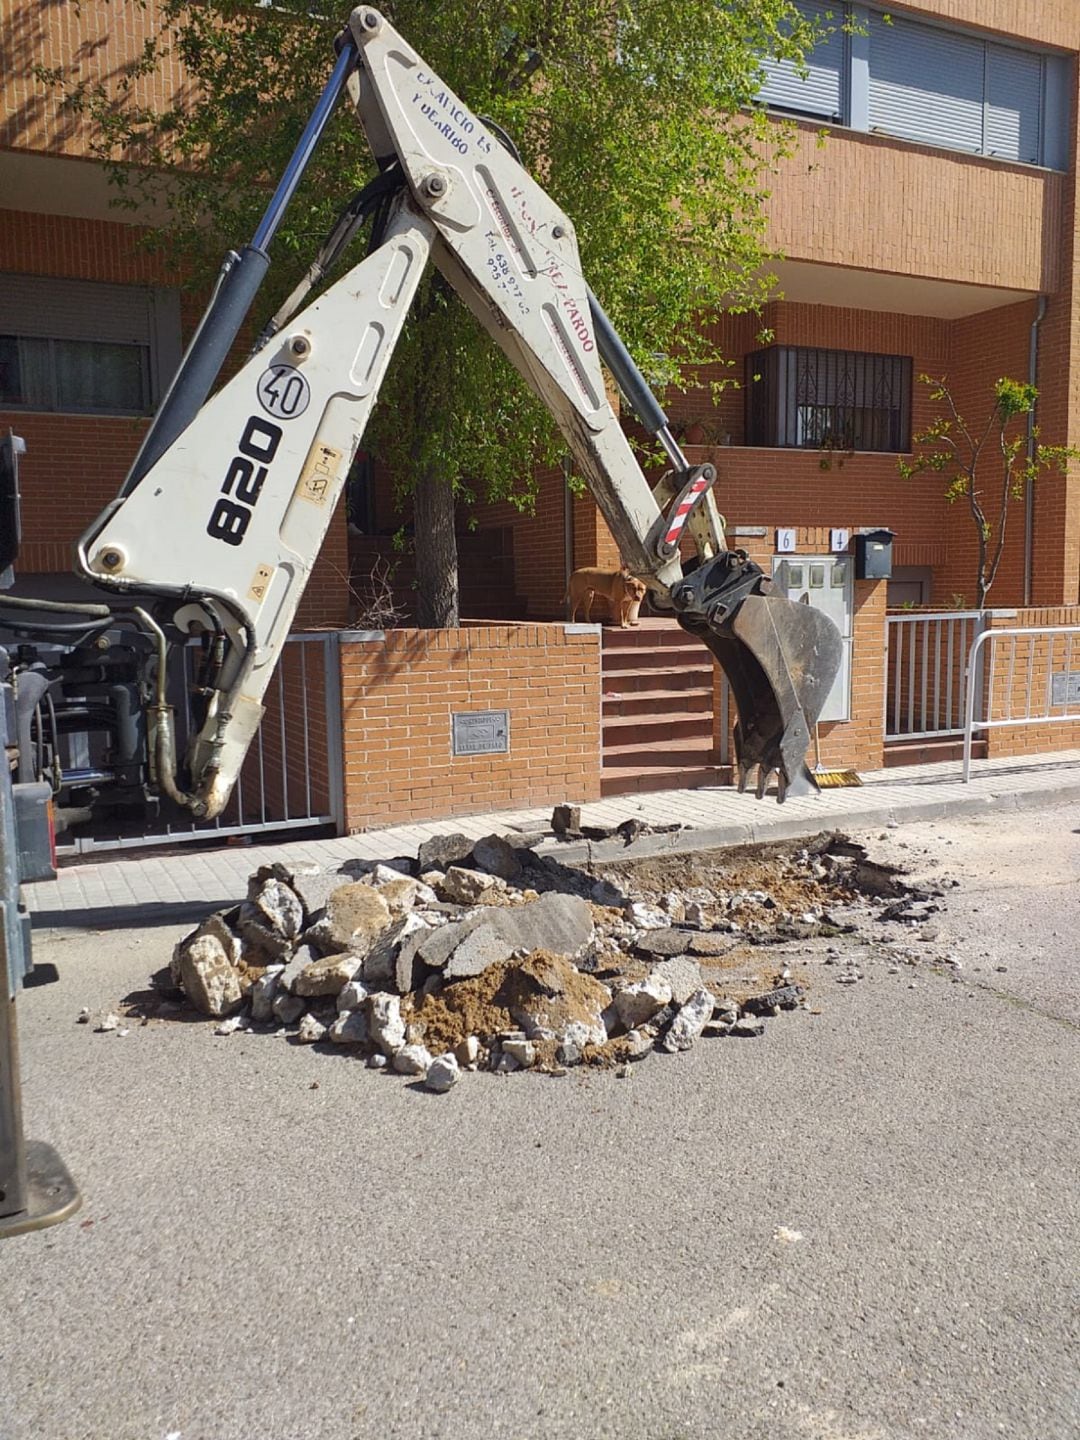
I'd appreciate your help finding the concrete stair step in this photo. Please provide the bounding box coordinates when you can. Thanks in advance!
[602,687,713,718]
[601,763,731,797]
[603,712,713,746]
[601,623,707,651]
[602,738,719,770]
[602,648,715,675]
[599,665,714,693]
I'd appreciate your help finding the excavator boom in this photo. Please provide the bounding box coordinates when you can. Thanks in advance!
[58,7,842,813]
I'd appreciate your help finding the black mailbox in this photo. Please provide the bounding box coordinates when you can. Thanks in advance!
[855,528,894,580]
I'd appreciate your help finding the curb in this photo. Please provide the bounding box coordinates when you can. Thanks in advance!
[537,777,1080,867]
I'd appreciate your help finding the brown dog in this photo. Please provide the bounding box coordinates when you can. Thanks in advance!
[565,567,647,627]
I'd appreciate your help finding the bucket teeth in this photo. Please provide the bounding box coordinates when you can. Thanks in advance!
[687,593,844,803]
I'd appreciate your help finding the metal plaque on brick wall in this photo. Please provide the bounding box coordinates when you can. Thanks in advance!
[452,709,510,756]
[1051,672,1080,706]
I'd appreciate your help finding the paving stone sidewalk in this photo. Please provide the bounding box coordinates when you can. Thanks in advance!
[25,748,1080,931]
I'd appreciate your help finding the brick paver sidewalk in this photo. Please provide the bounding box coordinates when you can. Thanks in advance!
[25,748,1080,931]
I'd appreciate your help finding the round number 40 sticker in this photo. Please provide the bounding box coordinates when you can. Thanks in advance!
[257,364,310,420]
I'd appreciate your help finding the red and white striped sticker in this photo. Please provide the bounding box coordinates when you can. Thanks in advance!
[663,472,713,547]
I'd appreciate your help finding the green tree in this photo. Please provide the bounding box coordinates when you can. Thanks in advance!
[45,0,826,625]
[899,375,1080,609]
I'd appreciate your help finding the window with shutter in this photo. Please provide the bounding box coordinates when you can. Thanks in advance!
[757,0,847,122]
[866,11,1051,165]
[986,44,1043,164]
[0,275,181,417]
[868,13,984,153]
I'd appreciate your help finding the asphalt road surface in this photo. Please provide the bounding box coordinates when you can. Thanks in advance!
[1,804,1078,1440]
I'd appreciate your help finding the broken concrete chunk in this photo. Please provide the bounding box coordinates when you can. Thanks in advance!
[336,979,369,1013]
[366,1051,388,1069]
[472,834,522,881]
[438,866,506,906]
[296,1012,327,1044]
[392,1044,432,1076]
[590,879,625,908]
[425,1053,461,1092]
[624,900,670,931]
[272,991,305,1026]
[250,964,286,1022]
[660,892,686,923]
[172,927,243,1018]
[304,883,391,957]
[648,957,703,1007]
[729,1014,766,1038]
[375,875,438,920]
[293,952,362,998]
[622,1028,655,1060]
[94,1012,120,1033]
[248,877,304,940]
[364,912,432,986]
[443,894,595,980]
[556,1018,608,1066]
[171,912,240,987]
[275,944,312,993]
[684,901,709,928]
[442,921,510,980]
[501,1038,536,1069]
[329,1010,369,1045]
[551,804,582,836]
[453,1035,480,1068]
[236,901,294,963]
[287,867,343,925]
[661,988,714,1052]
[632,928,693,959]
[742,984,805,1016]
[614,975,673,1030]
[417,833,474,873]
[369,993,406,1055]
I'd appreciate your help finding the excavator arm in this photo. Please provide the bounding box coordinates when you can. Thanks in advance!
[68,8,841,816]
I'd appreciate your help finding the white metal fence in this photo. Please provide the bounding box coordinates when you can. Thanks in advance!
[885,611,985,742]
[59,632,344,854]
[962,624,1080,781]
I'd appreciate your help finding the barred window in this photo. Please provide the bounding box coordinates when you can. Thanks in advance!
[745,346,912,453]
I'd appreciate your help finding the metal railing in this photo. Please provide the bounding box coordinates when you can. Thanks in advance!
[962,624,1080,780]
[59,632,344,853]
[885,611,985,742]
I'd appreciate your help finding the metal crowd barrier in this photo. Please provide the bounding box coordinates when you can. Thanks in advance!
[962,624,1080,780]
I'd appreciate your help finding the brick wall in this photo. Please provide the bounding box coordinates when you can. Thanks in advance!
[980,606,1080,758]
[764,122,1064,293]
[2,0,186,157]
[338,623,602,831]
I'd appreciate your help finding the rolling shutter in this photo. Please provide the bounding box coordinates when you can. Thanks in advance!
[758,0,845,121]
[986,44,1043,164]
[0,274,155,345]
[868,13,983,154]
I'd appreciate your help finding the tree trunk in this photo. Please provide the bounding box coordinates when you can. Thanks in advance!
[413,468,460,627]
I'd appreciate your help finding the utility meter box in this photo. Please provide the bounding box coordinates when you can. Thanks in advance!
[771,555,853,723]
[855,528,895,580]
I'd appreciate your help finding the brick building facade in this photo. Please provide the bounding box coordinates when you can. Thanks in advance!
[2,1,1079,827]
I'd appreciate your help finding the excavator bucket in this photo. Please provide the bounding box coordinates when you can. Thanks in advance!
[683,593,844,801]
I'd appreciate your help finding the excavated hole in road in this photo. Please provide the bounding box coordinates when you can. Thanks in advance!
[109,829,947,1085]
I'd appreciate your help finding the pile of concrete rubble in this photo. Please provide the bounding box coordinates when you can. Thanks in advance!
[164,825,856,1091]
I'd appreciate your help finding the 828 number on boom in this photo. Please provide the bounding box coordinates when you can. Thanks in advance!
[206,415,282,547]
